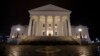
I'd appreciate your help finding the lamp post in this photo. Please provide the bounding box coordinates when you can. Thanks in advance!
[16,27,21,38]
[78,28,83,39]
[78,28,83,44]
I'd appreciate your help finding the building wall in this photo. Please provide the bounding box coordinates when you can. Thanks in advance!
[71,25,91,43]
[10,25,90,36]
[10,24,28,38]
[8,24,92,43]
[7,4,91,43]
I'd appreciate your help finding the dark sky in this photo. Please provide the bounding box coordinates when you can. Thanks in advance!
[1,0,100,40]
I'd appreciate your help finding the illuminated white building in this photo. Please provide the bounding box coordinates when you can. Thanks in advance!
[8,4,91,44]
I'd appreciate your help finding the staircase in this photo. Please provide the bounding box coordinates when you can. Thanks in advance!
[18,36,80,45]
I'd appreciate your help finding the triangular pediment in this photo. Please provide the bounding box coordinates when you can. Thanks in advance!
[29,4,70,12]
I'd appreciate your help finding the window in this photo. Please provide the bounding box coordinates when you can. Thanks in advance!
[55,24,57,28]
[49,24,51,27]
[43,24,45,27]
[55,24,57,26]
[43,32,45,35]
[55,32,57,35]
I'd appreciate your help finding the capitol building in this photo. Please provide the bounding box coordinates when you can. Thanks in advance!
[8,4,91,44]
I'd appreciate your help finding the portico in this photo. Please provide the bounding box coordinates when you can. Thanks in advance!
[28,15,71,36]
[28,4,72,37]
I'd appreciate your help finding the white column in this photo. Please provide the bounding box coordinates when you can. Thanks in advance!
[64,20,67,36]
[45,16,47,36]
[53,16,55,36]
[63,21,66,36]
[38,17,40,36]
[28,18,32,36]
[34,21,36,36]
[60,16,63,36]
[31,20,34,36]
[68,18,72,36]
[66,20,69,36]
[58,17,61,36]
[32,19,36,36]
[36,16,39,36]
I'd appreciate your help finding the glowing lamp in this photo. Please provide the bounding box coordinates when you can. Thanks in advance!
[78,28,83,32]
[16,27,21,31]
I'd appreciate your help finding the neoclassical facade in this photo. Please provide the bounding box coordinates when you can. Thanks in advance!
[8,4,91,43]
[28,4,72,36]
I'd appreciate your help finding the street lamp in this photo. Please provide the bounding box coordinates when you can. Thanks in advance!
[78,28,83,32]
[78,28,83,45]
[16,27,21,31]
[78,28,83,39]
[16,27,21,38]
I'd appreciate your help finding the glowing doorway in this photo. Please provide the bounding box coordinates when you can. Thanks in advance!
[47,30,53,36]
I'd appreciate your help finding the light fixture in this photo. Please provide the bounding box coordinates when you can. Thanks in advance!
[77,28,83,39]
[12,35,15,38]
[16,27,21,31]
[78,28,83,32]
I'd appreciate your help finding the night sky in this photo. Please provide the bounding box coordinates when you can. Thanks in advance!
[1,0,100,40]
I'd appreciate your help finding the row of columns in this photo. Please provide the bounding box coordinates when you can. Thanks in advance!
[28,16,72,36]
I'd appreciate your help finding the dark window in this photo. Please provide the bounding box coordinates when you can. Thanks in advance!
[43,32,45,35]
[55,24,57,26]
[43,24,45,27]
[49,24,51,27]
[55,32,57,35]
[55,24,57,28]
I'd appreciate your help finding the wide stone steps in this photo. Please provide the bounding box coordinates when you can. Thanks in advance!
[16,36,81,45]
[20,36,74,42]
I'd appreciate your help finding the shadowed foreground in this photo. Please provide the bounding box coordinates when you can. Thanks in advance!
[0,44,99,56]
